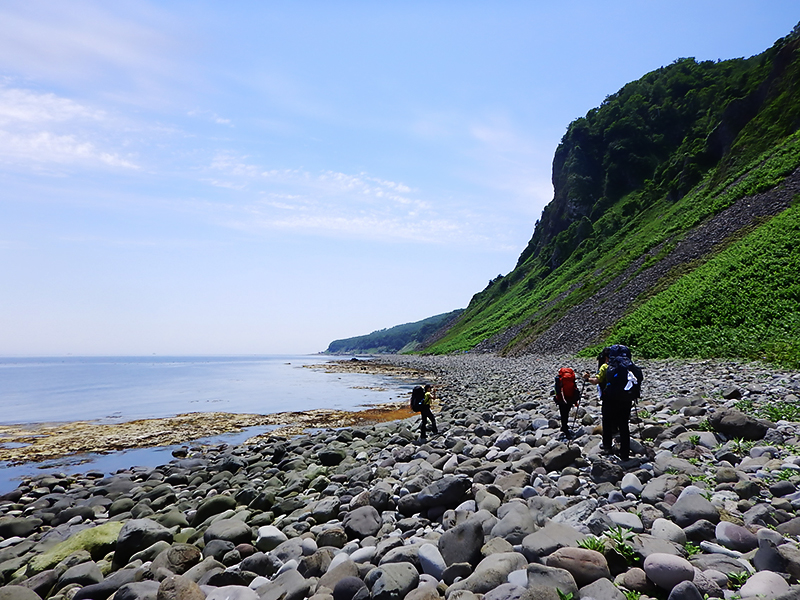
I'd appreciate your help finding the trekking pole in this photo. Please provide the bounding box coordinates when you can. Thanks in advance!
[571,378,587,430]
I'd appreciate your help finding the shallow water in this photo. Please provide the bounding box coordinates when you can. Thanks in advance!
[0,426,279,495]
[0,355,407,424]
[0,355,415,494]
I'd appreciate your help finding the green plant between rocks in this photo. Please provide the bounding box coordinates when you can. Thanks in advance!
[557,589,575,600]
[578,536,607,553]
[685,542,702,556]
[727,570,751,590]
[623,591,642,600]
[604,526,639,566]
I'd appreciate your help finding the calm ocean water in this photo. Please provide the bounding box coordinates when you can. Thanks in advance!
[0,355,414,493]
[0,355,409,425]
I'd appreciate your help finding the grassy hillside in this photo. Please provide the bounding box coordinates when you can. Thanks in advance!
[325,310,463,354]
[425,26,800,368]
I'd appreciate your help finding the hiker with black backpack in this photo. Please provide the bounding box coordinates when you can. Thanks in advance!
[554,367,581,437]
[409,384,438,441]
[584,344,643,461]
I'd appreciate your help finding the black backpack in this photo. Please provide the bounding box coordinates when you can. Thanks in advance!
[410,386,425,412]
[603,344,643,402]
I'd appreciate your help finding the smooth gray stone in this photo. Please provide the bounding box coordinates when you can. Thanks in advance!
[73,567,140,600]
[491,502,537,544]
[333,576,369,600]
[579,577,626,600]
[317,559,360,592]
[439,519,484,567]
[256,525,288,552]
[715,521,758,552]
[0,587,48,600]
[114,581,161,600]
[343,505,382,539]
[204,519,252,546]
[551,498,598,534]
[520,522,586,561]
[447,552,528,595]
[57,561,104,589]
[667,580,703,600]
[739,571,790,600]
[364,562,419,600]
[643,553,694,591]
[418,543,446,580]
[651,518,686,545]
[257,569,311,600]
[240,552,281,578]
[670,494,719,527]
[709,409,769,441]
[114,519,174,567]
[689,553,751,575]
[631,533,684,558]
[417,475,472,509]
[526,563,578,596]
[482,583,533,600]
[205,586,260,600]
[193,495,237,526]
[0,517,43,539]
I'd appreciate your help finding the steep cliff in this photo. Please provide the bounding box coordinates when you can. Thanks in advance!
[425,25,800,367]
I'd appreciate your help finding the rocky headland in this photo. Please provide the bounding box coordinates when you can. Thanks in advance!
[2,353,800,600]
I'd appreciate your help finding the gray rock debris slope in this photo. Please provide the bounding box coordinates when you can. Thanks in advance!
[1,354,800,600]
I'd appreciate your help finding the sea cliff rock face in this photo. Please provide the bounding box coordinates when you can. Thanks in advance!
[2,354,800,600]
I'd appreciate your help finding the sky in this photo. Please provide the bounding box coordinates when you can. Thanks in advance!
[0,2,797,356]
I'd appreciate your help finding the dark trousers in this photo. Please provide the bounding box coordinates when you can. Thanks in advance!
[420,405,437,437]
[557,400,572,432]
[602,397,632,458]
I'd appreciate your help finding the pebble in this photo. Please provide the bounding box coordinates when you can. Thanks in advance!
[1,354,800,600]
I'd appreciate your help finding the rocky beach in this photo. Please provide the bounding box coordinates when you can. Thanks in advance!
[2,353,800,600]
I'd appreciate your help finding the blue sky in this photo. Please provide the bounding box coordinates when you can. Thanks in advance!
[1,2,797,355]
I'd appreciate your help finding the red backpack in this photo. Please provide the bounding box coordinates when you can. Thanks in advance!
[557,367,578,404]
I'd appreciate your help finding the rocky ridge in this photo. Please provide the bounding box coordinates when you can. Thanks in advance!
[1,354,800,600]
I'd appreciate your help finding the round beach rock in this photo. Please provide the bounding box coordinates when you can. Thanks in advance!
[643,553,695,591]
[545,547,610,587]
[343,505,381,539]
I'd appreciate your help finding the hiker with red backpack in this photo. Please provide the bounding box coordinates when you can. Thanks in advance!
[554,367,581,437]
[584,344,643,461]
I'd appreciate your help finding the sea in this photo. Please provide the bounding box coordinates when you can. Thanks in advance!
[0,355,413,494]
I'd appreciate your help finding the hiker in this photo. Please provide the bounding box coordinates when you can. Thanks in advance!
[584,345,642,461]
[554,367,580,436]
[420,384,439,440]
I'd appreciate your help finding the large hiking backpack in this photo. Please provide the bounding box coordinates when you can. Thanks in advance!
[556,367,579,405]
[410,386,425,412]
[603,344,643,402]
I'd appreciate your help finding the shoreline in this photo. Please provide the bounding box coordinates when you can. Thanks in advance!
[2,353,800,599]
[0,358,434,466]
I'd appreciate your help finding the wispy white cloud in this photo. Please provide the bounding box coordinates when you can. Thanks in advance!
[199,152,486,244]
[0,130,137,168]
[0,86,138,170]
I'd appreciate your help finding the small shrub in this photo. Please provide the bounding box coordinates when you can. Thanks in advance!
[727,571,751,590]
[578,536,607,552]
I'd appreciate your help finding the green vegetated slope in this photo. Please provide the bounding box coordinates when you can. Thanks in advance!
[325,310,464,354]
[425,26,800,368]
[586,200,800,365]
